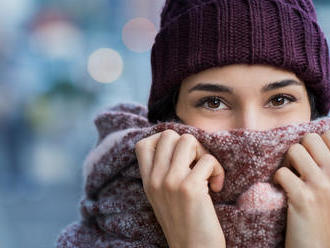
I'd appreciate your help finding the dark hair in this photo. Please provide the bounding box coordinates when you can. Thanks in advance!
[147,85,182,124]
[307,87,322,121]
[147,85,323,124]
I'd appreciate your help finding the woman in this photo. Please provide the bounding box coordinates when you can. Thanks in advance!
[136,63,330,248]
[56,0,330,247]
[135,0,330,247]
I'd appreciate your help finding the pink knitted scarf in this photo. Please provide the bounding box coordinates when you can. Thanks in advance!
[56,103,330,248]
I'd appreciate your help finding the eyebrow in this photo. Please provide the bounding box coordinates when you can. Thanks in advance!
[188,79,304,94]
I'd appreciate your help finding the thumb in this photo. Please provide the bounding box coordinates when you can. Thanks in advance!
[209,171,225,192]
[187,154,225,193]
[208,156,225,192]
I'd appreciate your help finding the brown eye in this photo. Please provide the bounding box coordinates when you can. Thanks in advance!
[195,96,229,111]
[207,97,221,108]
[267,94,297,108]
[271,96,285,106]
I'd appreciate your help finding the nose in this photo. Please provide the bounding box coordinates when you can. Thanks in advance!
[234,109,267,131]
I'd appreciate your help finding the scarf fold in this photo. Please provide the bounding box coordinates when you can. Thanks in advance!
[56,102,330,248]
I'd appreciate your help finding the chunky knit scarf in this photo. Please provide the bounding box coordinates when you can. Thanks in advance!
[56,103,330,248]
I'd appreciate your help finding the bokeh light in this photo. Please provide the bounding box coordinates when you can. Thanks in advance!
[87,48,124,83]
[29,19,83,59]
[32,143,74,184]
[0,0,34,29]
[122,17,157,53]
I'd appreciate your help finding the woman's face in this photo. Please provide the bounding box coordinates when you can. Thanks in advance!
[175,64,311,132]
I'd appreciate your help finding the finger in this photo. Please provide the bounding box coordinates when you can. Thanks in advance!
[300,133,330,169]
[151,130,181,182]
[273,167,305,204]
[285,143,322,183]
[166,133,208,182]
[186,154,225,193]
[135,132,162,182]
[321,130,330,150]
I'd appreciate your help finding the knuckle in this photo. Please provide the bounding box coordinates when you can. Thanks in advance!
[180,133,197,144]
[161,129,179,138]
[149,178,162,192]
[293,186,305,202]
[163,178,177,192]
[300,191,316,205]
[287,143,303,156]
[179,180,196,198]
[201,153,216,163]
[301,133,319,146]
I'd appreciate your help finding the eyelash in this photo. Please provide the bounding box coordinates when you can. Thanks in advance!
[195,94,297,111]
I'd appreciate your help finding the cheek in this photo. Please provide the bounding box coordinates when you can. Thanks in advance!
[272,105,311,127]
[268,95,312,125]
[292,101,312,121]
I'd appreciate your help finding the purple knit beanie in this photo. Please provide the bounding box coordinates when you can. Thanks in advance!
[147,0,330,117]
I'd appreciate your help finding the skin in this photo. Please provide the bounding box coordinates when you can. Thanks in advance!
[135,64,330,248]
[175,64,311,131]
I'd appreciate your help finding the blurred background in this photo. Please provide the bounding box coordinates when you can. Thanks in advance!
[0,0,329,247]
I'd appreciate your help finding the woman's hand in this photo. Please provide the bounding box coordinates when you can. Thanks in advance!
[274,130,330,248]
[135,129,226,248]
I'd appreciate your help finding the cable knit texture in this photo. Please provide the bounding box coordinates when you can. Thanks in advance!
[147,0,330,116]
[56,102,330,248]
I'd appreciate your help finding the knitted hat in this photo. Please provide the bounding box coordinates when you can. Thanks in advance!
[147,0,330,118]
